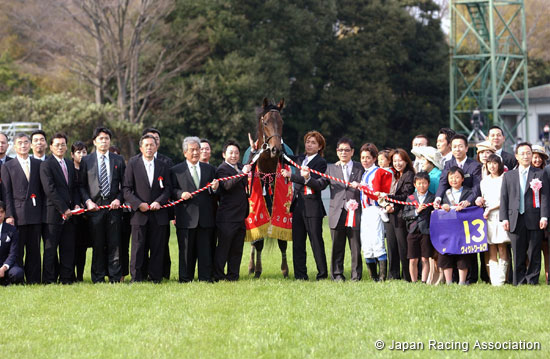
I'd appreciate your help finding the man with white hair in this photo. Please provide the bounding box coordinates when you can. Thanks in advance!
[171,136,219,282]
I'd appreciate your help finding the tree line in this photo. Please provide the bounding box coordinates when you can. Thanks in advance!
[0,0,548,163]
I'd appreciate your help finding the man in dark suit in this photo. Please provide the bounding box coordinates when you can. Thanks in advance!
[2,133,44,284]
[171,136,219,282]
[319,137,364,281]
[30,130,48,256]
[123,134,171,283]
[501,142,548,285]
[214,140,251,281]
[143,128,174,280]
[488,126,518,170]
[0,201,24,285]
[282,130,329,280]
[40,133,81,284]
[30,130,48,162]
[80,127,126,283]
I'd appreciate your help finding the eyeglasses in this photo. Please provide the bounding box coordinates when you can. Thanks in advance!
[52,143,67,148]
[337,148,351,153]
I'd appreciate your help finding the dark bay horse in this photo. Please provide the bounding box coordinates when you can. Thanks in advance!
[248,98,289,278]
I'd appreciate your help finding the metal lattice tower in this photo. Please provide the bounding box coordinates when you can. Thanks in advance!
[449,0,529,146]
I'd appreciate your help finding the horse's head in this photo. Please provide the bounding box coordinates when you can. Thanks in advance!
[258,98,284,159]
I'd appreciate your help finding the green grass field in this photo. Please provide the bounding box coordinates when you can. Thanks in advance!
[1,222,549,358]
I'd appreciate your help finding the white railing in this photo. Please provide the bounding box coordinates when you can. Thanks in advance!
[0,122,42,157]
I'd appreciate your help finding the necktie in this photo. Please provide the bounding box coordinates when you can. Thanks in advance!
[147,163,154,187]
[99,155,110,197]
[519,169,527,214]
[60,160,69,184]
[302,156,309,167]
[342,163,349,183]
[191,164,200,188]
[23,160,30,181]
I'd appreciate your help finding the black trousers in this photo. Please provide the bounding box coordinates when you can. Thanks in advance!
[177,227,214,282]
[162,209,174,279]
[384,214,410,281]
[74,215,91,281]
[330,211,362,281]
[17,224,42,284]
[88,206,122,283]
[120,211,132,277]
[43,221,76,284]
[214,221,245,281]
[510,214,543,285]
[292,209,327,280]
[130,222,167,282]
[0,266,24,285]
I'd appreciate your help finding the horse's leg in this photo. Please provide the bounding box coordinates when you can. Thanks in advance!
[248,245,256,275]
[278,239,289,278]
[253,240,263,278]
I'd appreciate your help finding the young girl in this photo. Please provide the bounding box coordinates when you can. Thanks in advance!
[377,150,395,223]
[475,154,510,286]
[439,167,475,285]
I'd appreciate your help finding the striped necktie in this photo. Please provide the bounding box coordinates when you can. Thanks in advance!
[99,155,110,197]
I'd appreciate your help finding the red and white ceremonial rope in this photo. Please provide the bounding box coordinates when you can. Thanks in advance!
[63,149,272,220]
[282,154,433,207]
[63,171,249,220]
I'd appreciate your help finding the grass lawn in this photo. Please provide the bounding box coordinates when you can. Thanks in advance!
[1,221,549,358]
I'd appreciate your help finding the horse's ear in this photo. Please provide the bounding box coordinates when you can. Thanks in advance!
[263,97,269,109]
[277,98,285,111]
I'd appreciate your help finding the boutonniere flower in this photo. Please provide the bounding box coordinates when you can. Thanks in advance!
[31,193,37,207]
[345,199,359,227]
[115,165,118,169]
[158,176,164,188]
[530,178,542,208]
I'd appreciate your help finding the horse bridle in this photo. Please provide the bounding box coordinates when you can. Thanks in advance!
[260,109,282,150]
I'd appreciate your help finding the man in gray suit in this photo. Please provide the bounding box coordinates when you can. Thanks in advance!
[171,136,219,282]
[320,137,364,281]
[501,142,548,285]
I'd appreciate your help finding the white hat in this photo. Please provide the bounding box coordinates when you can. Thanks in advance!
[532,144,548,160]
[411,146,443,170]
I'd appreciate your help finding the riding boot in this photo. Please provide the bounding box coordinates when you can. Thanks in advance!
[248,247,255,275]
[379,260,387,282]
[367,261,379,282]
[281,252,289,278]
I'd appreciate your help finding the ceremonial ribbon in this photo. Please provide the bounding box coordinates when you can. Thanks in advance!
[282,154,431,208]
[530,178,542,208]
[62,171,249,220]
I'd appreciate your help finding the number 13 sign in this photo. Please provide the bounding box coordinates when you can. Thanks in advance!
[430,206,489,255]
